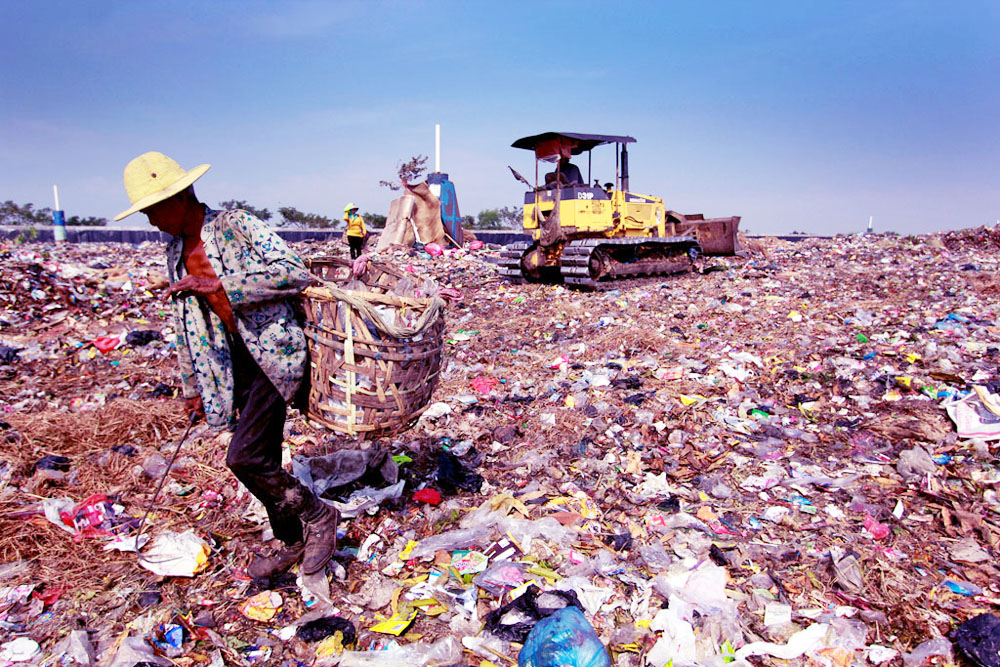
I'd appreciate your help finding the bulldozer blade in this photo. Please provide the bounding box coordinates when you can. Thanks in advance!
[666,214,742,256]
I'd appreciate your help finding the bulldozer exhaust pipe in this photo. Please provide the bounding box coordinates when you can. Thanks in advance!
[621,144,629,192]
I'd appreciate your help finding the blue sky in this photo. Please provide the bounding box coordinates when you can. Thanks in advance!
[1,1,997,235]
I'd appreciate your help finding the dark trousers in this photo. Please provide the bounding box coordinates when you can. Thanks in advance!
[348,235,364,259]
[226,335,324,545]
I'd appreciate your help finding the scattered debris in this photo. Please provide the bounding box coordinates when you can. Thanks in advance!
[2,231,1000,664]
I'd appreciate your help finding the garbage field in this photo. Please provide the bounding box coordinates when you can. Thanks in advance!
[2,228,1000,666]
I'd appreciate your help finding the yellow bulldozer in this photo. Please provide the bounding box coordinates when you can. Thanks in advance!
[499,131,741,288]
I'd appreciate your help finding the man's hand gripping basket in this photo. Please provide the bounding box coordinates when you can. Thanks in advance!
[301,257,445,438]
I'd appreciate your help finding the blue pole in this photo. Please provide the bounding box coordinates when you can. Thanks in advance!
[53,210,66,242]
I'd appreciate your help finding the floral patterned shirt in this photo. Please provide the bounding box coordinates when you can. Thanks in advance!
[166,208,311,428]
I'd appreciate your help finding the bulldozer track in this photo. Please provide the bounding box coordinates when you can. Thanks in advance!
[497,241,530,284]
[497,237,701,290]
[560,236,699,289]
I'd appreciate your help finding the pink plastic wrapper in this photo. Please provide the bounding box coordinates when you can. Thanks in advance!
[864,514,890,540]
[470,376,499,395]
[425,242,444,256]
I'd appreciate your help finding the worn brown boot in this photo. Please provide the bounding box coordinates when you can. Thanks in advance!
[301,505,340,575]
[248,542,304,579]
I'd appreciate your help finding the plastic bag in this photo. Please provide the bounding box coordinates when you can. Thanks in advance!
[138,530,211,577]
[902,637,953,667]
[48,630,95,665]
[517,606,611,667]
[951,613,1000,667]
[437,451,483,493]
[484,585,582,643]
[297,615,357,644]
[499,516,577,550]
[474,560,527,596]
[410,524,494,560]
[93,334,124,353]
[338,636,462,666]
[106,636,172,667]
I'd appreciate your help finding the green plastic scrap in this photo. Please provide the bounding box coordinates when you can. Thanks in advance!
[721,640,736,663]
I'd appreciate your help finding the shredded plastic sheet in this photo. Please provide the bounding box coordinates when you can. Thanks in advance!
[138,530,210,578]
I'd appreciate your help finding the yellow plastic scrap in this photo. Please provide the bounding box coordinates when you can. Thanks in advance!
[315,632,345,659]
[797,402,818,418]
[398,540,418,561]
[400,574,428,586]
[504,532,527,555]
[721,639,736,663]
[545,495,597,519]
[411,598,448,616]
[679,394,708,406]
[238,591,282,622]
[370,608,418,635]
[389,587,403,616]
[525,564,561,583]
[509,580,536,599]
[613,643,641,654]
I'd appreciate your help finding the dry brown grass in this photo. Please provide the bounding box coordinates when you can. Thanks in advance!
[0,398,261,646]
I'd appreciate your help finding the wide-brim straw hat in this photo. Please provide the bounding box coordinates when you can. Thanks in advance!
[114,151,210,221]
[343,202,358,213]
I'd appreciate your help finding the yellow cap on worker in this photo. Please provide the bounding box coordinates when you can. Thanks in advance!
[115,152,210,221]
[344,202,358,212]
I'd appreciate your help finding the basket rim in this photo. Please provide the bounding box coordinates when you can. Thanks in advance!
[302,284,437,309]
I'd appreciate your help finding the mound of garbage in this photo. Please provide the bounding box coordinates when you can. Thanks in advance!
[1,229,998,666]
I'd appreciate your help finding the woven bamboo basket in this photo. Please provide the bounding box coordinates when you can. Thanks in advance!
[300,257,446,438]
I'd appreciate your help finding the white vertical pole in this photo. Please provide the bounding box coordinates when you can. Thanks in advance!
[435,124,441,173]
[53,185,60,211]
[867,216,873,234]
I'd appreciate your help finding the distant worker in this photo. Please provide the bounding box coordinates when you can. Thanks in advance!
[604,182,614,197]
[342,203,367,259]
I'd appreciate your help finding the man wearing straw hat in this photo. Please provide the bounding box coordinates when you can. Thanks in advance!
[115,151,340,579]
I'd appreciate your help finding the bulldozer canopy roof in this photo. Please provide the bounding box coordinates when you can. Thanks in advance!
[511,132,636,155]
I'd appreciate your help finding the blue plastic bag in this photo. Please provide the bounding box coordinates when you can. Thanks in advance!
[517,607,611,667]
